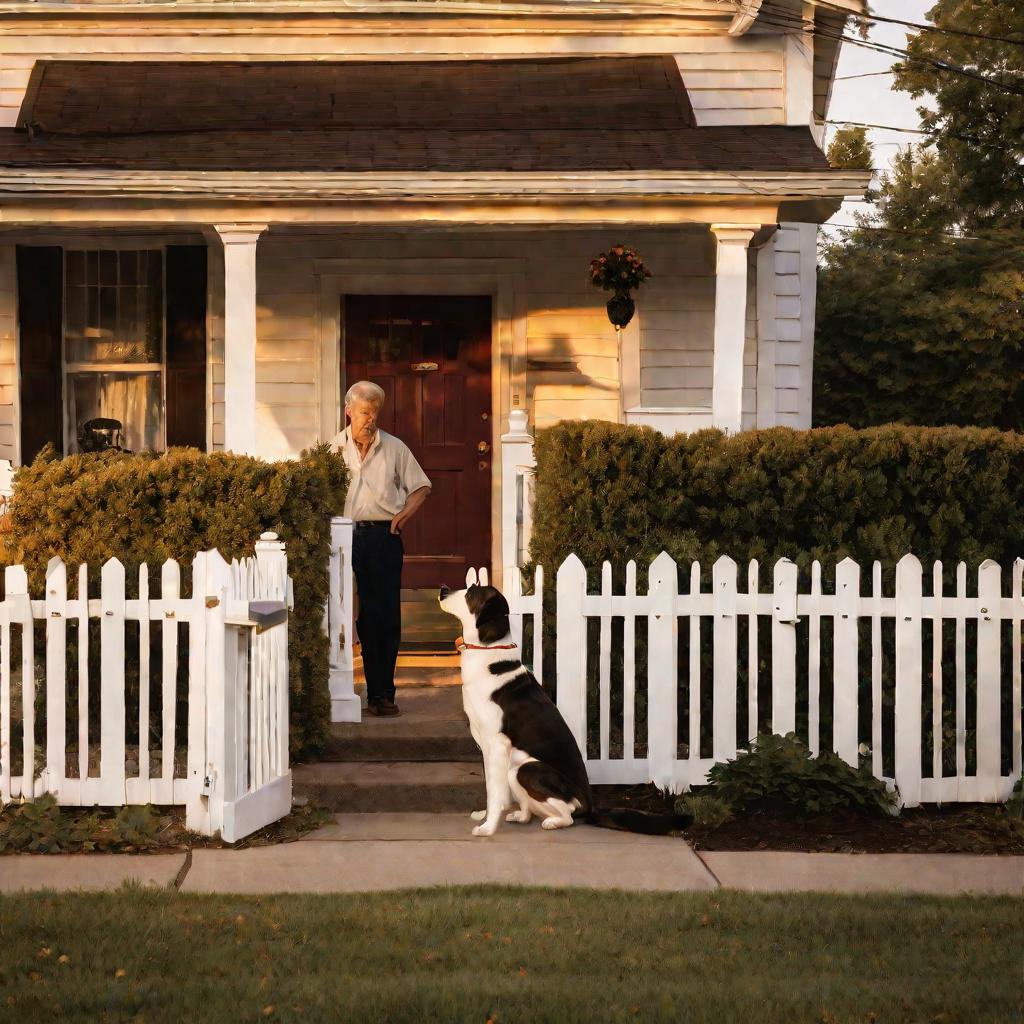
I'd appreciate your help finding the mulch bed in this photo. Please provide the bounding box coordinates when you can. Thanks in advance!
[592,784,1024,855]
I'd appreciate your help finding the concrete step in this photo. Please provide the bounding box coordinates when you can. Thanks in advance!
[325,686,477,762]
[325,720,479,762]
[292,761,486,813]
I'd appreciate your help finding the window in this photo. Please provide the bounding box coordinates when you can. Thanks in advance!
[64,249,165,453]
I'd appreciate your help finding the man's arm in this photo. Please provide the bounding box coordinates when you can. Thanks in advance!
[391,485,431,534]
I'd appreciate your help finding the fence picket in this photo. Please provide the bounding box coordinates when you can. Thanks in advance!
[712,556,737,763]
[807,560,822,756]
[871,561,883,779]
[772,558,798,736]
[99,558,127,805]
[931,561,943,783]
[137,564,151,793]
[648,552,679,791]
[955,561,967,791]
[895,554,923,807]
[747,560,759,745]
[0,568,12,802]
[44,557,67,799]
[155,560,180,805]
[834,557,860,766]
[1014,559,1023,783]
[555,555,587,756]
[976,560,1001,801]
[7,565,34,799]
[623,560,637,762]
[599,561,612,762]
[688,561,701,766]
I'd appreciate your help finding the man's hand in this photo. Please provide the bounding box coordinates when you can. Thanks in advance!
[391,485,431,534]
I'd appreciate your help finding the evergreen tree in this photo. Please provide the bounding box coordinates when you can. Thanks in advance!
[814,1,1024,429]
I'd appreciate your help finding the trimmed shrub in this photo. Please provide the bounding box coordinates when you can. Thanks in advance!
[528,422,1024,773]
[530,421,1024,575]
[0,444,347,759]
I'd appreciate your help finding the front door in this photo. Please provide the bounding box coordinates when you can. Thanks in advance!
[343,294,492,589]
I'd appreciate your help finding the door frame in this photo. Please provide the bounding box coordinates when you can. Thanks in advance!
[314,257,528,589]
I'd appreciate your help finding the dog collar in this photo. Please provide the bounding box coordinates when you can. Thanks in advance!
[455,637,518,652]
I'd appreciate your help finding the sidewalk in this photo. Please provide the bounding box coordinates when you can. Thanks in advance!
[2,814,1022,896]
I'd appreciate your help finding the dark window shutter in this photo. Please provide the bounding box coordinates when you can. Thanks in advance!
[17,246,64,463]
[165,245,208,450]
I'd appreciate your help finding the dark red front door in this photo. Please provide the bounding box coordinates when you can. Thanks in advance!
[343,294,492,589]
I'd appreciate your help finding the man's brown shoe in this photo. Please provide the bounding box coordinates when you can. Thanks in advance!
[367,697,401,717]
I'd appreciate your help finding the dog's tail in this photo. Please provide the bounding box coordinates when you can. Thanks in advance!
[578,806,693,836]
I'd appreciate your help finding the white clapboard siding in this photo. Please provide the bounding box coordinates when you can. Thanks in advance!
[517,551,1024,804]
[0,536,293,842]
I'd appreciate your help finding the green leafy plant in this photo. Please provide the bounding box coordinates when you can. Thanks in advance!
[705,733,898,818]
[674,793,734,829]
[1,444,347,757]
[0,794,100,853]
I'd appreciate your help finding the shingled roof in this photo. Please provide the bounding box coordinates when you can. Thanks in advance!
[0,56,833,174]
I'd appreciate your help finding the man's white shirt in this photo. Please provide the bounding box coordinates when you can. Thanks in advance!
[331,426,431,521]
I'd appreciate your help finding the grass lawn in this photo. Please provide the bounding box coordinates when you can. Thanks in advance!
[0,885,1018,1023]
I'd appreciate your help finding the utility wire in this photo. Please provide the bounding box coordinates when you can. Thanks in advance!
[750,4,1024,97]
[809,0,1024,48]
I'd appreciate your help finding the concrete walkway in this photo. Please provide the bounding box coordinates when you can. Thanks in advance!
[1,814,1022,896]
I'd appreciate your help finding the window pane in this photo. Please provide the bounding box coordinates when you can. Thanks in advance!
[65,249,162,363]
[69,372,162,453]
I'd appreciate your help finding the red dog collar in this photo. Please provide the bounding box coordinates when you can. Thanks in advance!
[455,636,518,652]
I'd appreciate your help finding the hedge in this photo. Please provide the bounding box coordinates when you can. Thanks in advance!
[530,421,1024,577]
[529,422,1024,774]
[0,444,347,759]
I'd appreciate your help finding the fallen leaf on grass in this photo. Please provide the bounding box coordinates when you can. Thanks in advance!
[262,1005,275,1016]
[58,955,70,965]
[115,968,127,979]
[36,947,51,959]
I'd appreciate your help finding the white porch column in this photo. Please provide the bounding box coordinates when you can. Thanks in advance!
[710,224,758,435]
[215,224,267,456]
[500,409,536,577]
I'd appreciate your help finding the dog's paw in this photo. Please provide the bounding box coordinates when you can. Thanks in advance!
[541,817,571,830]
[505,810,531,823]
[472,822,497,837]
[470,809,487,822]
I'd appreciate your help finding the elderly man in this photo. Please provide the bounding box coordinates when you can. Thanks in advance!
[332,381,431,716]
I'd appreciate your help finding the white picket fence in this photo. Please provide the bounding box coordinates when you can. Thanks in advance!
[0,532,293,841]
[496,552,1023,807]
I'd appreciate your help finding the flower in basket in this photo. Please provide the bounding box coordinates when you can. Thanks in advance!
[589,245,651,328]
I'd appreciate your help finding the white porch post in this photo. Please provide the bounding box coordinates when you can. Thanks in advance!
[215,224,267,456]
[500,409,536,578]
[710,224,758,435]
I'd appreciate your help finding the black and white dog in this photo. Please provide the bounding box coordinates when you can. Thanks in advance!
[439,582,692,838]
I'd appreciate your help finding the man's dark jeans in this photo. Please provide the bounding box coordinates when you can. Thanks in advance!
[352,523,403,703]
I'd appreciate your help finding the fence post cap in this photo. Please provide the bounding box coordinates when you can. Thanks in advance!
[259,531,279,542]
[502,409,532,440]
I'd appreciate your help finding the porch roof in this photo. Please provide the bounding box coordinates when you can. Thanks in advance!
[2,56,834,175]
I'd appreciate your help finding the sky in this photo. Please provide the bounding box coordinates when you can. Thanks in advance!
[821,0,936,239]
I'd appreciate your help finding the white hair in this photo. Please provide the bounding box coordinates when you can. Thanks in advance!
[344,380,385,409]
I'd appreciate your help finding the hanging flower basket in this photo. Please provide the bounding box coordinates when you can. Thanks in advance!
[589,245,651,329]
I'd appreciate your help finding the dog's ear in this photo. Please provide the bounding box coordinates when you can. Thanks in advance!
[476,591,510,645]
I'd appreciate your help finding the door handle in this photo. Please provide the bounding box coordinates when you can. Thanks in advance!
[478,441,491,454]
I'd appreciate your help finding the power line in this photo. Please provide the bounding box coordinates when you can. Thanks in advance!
[834,71,895,81]
[810,0,1024,49]
[751,5,1024,97]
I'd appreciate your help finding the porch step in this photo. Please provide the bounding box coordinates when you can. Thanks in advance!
[355,653,461,689]
[401,588,460,648]
[325,720,478,762]
[292,761,486,813]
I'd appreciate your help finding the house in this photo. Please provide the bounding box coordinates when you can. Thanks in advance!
[0,0,870,595]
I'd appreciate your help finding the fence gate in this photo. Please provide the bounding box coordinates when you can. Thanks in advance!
[0,532,292,842]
